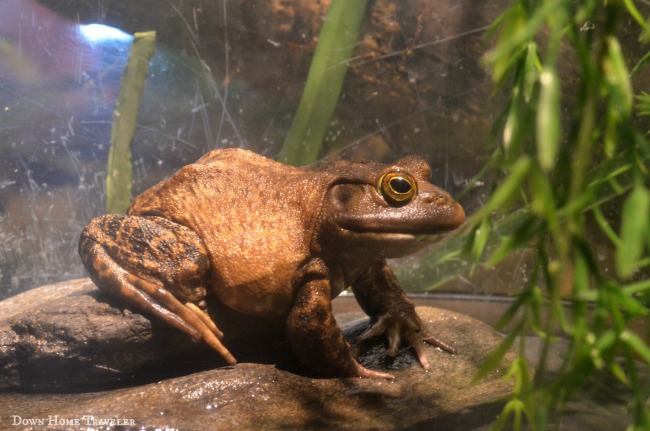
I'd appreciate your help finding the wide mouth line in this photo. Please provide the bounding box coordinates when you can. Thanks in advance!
[336,222,457,236]
[336,226,443,239]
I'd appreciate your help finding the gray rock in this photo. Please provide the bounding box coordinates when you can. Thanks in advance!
[0,279,290,391]
[0,279,517,430]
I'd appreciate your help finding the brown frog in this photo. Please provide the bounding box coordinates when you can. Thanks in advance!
[79,148,465,378]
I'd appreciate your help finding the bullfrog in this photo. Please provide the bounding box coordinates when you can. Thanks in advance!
[79,148,465,378]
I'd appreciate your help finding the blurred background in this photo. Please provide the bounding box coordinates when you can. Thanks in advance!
[0,0,506,299]
[1,0,646,300]
[3,3,649,428]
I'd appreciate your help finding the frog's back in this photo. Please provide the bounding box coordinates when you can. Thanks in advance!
[129,148,331,316]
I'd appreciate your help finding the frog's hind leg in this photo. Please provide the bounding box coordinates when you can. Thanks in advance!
[79,214,236,365]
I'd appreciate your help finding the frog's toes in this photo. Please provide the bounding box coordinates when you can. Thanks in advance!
[352,361,395,380]
[420,330,456,355]
[356,312,455,371]
[186,302,224,339]
[403,330,431,370]
[356,316,388,343]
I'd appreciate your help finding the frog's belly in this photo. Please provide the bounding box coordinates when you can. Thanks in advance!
[209,262,298,318]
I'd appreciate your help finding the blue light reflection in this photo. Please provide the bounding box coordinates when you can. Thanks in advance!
[79,23,133,45]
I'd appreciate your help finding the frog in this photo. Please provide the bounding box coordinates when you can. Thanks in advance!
[79,148,465,379]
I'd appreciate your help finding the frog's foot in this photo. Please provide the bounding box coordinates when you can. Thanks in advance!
[352,361,395,379]
[120,272,237,365]
[287,263,396,379]
[80,215,237,365]
[356,311,455,371]
[186,302,224,339]
[85,239,236,364]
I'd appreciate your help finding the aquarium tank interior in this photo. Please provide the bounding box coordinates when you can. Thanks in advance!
[1,0,649,429]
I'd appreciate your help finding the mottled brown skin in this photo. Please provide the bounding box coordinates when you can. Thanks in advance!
[79,148,465,378]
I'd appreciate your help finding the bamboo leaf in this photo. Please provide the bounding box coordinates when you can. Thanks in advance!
[523,43,541,103]
[487,215,541,267]
[471,218,492,260]
[636,92,650,116]
[617,185,650,278]
[622,279,650,295]
[604,36,632,117]
[592,206,622,248]
[530,163,555,218]
[485,1,559,86]
[623,0,650,30]
[609,361,630,385]
[621,330,650,365]
[278,0,368,165]
[537,67,560,171]
[106,31,156,213]
[608,282,649,316]
[631,50,650,75]
[503,90,521,151]
[472,156,533,222]
[494,285,536,330]
[473,323,520,383]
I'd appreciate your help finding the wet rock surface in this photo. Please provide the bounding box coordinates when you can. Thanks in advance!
[0,279,516,430]
[0,279,290,392]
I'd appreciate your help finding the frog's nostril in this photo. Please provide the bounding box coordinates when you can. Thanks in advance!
[424,193,449,206]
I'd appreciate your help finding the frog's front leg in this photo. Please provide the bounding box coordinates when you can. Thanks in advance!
[78,214,236,364]
[286,259,393,379]
[352,262,455,370]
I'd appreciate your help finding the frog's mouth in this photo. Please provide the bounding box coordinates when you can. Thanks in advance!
[334,202,466,237]
[328,203,464,259]
[328,229,447,259]
[334,230,445,251]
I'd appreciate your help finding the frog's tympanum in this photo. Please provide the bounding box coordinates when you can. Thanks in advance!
[79,148,465,378]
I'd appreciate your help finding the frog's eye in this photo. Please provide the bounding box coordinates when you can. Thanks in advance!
[378,170,417,205]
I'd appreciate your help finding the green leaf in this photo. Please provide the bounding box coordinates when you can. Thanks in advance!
[604,37,632,117]
[631,50,650,75]
[472,156,533,222]
[494,285,539,330]
[523,43,541,103]
[473,323,520,383]
[623,0,650,44]
[622,279,650,296]
[487,214,540,267]
[106,31,156,214]
[537,67,560,171]
[621,330,650,365]
[277,0,369,165]
[607,282,649,316]
[471,218,492,260]
[530,163,556,219]
[602,37,632,158]
[635,92,650,117]
[592,206,622,248]
[485,2,529,87]
[503,89,521,151]
[623,0,650,30]
[616,185,650,278]
[609,361,630,385]
[485,1,559,86]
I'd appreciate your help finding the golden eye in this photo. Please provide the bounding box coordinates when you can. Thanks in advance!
[378,171,417,205]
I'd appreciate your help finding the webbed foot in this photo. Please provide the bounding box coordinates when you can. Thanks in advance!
[356,310,455,371]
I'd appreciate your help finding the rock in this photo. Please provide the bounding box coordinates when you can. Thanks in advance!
[0,279,517,430]
[0,279,290,391]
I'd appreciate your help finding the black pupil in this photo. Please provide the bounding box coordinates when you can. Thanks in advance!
[390,177,411,194]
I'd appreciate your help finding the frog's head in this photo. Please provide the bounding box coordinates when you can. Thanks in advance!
[318,155,465,259]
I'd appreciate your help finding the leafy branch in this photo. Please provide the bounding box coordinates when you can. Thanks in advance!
[460,1,650,429]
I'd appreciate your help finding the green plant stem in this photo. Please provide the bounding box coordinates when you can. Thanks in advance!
[277,0,368,166]
[106,31,156,214]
